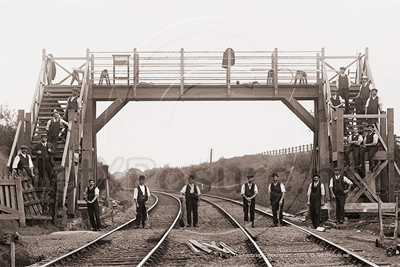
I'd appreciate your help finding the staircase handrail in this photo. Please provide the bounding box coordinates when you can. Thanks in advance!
[30,58,47,137]
[6,120,23,167]
[320,55,332,136]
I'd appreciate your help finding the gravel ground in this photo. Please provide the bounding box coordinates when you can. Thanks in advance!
[1,193,399,267]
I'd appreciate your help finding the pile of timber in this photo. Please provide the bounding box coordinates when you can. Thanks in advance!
[186,239,237,258]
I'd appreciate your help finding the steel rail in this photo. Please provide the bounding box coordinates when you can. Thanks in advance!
[201,197,273,267]
[40,194,160,267]
[136,191,181,267]
[203,194,379,267]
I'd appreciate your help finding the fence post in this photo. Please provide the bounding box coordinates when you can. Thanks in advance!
[15,177,26,227]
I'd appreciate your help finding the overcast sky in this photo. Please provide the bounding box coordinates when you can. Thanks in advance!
[1,0,399,173]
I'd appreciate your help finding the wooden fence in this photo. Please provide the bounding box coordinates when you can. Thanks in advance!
[262,144,314,155]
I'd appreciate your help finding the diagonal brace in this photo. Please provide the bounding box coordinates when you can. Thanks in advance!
[281,95,315,132]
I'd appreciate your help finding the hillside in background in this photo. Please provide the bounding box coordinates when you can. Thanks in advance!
[112,152,314,214]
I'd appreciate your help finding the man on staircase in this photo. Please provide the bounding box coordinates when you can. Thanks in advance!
[46,110,69,149]
[12,144,35,180]
[335,67,351,114]
[355,76,372,115]
[64,88,82,122]
[32,134,55,186]
[360,124,380,173]
[365,88,383,126]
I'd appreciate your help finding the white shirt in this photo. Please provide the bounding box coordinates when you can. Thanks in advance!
[180,184,201,195]
[329,176,353,188]
[347,134,363,146]
[365,96,383,109]
[46,117,69,131]
[133,185,150,200]
[12,153,34,169]
[307,182,325,196]
[268,182,286,193]
[240,183,259,196]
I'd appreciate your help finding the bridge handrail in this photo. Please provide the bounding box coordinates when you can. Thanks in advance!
[6,120,23,167]
[29,58,47,137]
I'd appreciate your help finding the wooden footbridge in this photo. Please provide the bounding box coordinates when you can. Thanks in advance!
[1,47,398,226]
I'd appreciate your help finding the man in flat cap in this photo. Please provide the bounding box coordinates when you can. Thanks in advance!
[307,174,325,229]
[133,175,151,229]
[12,144,35,179]
[365,88,383,126]
[335,66,351,114]
[360,124,379,173]
[241,167,258,228]
[268,173,286,227]
[46,110,68,149]
[32,134,56,185]
[329,167,352,224]
[327,89,345,111]
[180,174,201,228]
[84,179,101,231]
[355,75,372,117]
[64,88,82,122]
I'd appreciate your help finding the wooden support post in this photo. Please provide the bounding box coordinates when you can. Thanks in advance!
[15,177,26,227]
[133,48,138,97]
[337,108,344,169]
[81,89,94,199]
[180,48,184,96]
[11,241,15,267]
[25,112,31,147]
[387,108,395,202]
[316,53,320,82]
[274,48,278,96]
[17,110,24,153]
[226,49,231,96]
[394,196,398,246]
[88,49,93,82]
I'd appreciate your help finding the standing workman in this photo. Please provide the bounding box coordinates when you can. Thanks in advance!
[64,88,82,122]
[365,88,383,126]
[240,167,258,228]
[180,174,201,227]
[268,173,286,227]
[307,174,325,229]
[12,145,35,179]
[133,175,150,229]
[329,167,353,224]
[335,66,351,114]
[84,179,101,231]
[46,110,69,149]
[32,134,55,186]
[360,124,380,173]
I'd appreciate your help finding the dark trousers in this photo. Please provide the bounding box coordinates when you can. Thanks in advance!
[355,97,367,114]
[243,197,255,222]
[344,146,360,167]
[136,202,147,226]
[37,158,53,180]
[335,194,346,222]
[87,201,101,230]
[360,146,378,171]
[47,134,59,149]
[338,88,350,114]
[186,198,198,226]
[309,196,321,228]
[271,197,284,225]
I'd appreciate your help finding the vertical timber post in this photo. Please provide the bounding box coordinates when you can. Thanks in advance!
[25,112,31,147]
[133,48,138,97]
[387,108,395,202]
[274,48,278,97]
[180,48,184,96]
[81,87,94,198]
[226,49,231,96]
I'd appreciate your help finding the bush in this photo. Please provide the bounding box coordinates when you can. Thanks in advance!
[0,103,17,155]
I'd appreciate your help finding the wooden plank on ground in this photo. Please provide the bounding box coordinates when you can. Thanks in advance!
[202,242,230,254]
[220,242,237,255]
[322,203,396,213]
[188,240,213,254]
[186,241,200,254]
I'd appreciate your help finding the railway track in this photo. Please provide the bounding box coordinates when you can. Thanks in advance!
[202,194,380,267]
[34,192,180,267]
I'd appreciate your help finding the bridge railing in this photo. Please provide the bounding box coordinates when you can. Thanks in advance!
[88,49,323,87]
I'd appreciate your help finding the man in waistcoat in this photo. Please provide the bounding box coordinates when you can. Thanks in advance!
[360,124,380,173]
[180,174,201,227]
[241,167,258,228]
[12,145,35,179]
[46,110,69,149]
[84,179,101,231]
[335,67,351,114]
[32,134,55,185]
[268,173,286,227]
[133,175,150,229]
[365,88,383,126]
[344,128,363,168]
[307,174,325,229]
[64,88,82,122]
[327,89,345,110]
[355,76,372,115]
[329,167,352,224]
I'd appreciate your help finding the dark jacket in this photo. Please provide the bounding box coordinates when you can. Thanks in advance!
[32,142,55,166]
